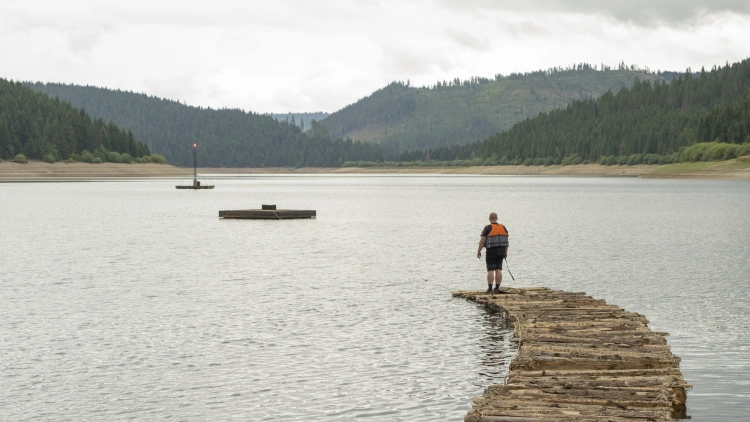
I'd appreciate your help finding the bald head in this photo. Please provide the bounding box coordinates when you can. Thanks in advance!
[489,212,498,222]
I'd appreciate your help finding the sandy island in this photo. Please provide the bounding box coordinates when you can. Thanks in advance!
[2,158,749,181]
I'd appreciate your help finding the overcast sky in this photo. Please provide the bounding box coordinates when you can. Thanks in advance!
[1,0,749,113]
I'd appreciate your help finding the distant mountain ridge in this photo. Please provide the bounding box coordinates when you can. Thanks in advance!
[407,58,750,165]
[21,62,693,169]
[475,61,750,162]
[25,83,385,167]
[321,64,677,151]
[268,112,329,131]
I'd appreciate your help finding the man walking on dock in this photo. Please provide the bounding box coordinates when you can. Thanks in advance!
[477,212,509,293]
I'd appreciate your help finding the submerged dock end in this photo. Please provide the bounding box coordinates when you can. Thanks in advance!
[453,287,691,421]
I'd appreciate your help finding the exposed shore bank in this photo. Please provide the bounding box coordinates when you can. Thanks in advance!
[0,161,191,181]
[2,159,749,181]
[202,158,750,179]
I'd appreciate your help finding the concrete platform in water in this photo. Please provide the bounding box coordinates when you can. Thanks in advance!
[453,287,691,421]
[176,180,214,189]
[219,207,316,219]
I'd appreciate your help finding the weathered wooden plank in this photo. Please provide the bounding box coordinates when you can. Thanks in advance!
[453,287,689,421]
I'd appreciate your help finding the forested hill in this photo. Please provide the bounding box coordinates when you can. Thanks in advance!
[419,59,750,164]
[0,79,150,161]
[24,83,386,167]
[320,64,674,151]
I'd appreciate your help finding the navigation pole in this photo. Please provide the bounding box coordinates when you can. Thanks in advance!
[193,143,197,184]
[176,142,213,189]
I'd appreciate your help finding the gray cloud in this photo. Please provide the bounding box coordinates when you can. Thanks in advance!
[447,29,491,51]
[2,0,749,113]
[67,28,109,53]
[500,20,550,38]
[2,6,117,54]
[436,0,750,26]
[381,44,454,75]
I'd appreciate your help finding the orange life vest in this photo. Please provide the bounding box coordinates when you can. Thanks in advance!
[486,223,509,249]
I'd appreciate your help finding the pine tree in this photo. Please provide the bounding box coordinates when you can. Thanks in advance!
[0,119,11,159]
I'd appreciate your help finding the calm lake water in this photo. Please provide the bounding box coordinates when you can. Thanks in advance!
[1,176,749,421]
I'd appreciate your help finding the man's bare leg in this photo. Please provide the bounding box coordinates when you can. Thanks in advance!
[494,270,503,292]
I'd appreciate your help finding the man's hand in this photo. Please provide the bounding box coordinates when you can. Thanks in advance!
[477,251,482,259]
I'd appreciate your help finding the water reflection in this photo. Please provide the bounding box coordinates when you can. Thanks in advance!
[474,304,518,386]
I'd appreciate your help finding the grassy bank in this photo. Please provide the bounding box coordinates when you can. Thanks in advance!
[648,157,750,178]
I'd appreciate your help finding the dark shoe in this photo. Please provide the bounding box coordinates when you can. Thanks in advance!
[493,287,501,294]
[485,287,493,294]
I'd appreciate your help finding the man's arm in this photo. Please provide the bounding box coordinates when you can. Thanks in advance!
[477,236,486,258]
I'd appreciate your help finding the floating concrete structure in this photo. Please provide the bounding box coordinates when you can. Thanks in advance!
[219,204,315,220]
[453,287,691,421]
[176,179,213,189]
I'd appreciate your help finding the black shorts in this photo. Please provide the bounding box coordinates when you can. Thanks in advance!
[485,248,506,271]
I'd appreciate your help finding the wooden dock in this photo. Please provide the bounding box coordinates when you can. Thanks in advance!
[453,287,691,421]
[218,209,316,219]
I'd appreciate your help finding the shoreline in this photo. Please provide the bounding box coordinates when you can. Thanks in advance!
[2,160,749,181]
